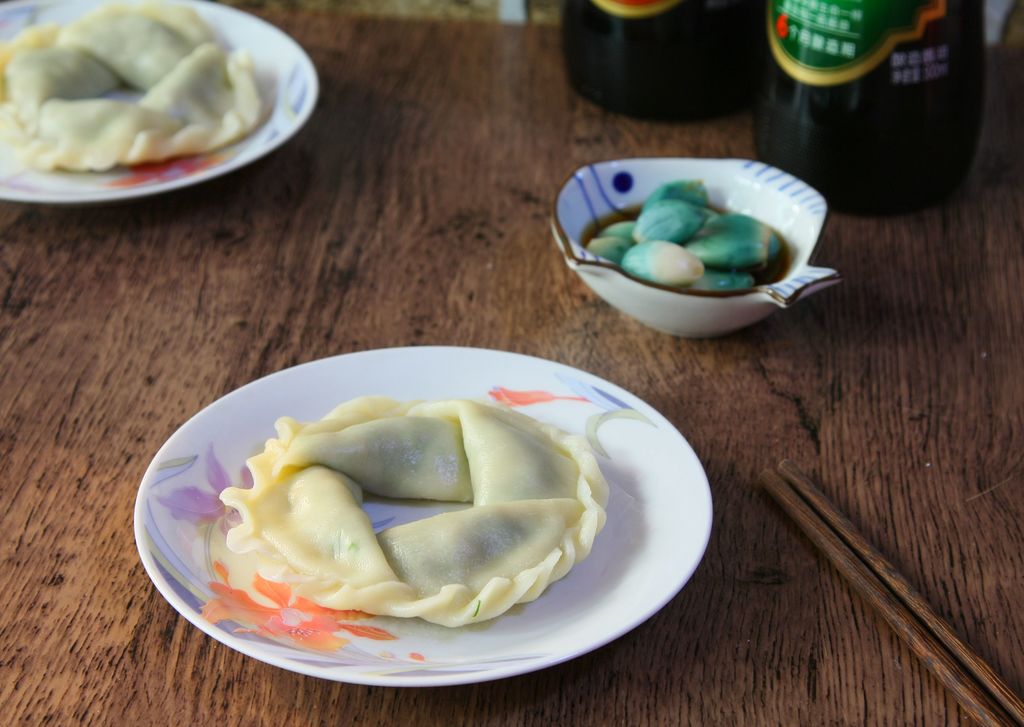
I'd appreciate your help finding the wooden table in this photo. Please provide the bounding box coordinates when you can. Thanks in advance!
[2,11,1022,726]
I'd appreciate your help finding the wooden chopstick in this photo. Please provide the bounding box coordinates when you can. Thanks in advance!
[774,460,1024,725]
[759,462,1024,727]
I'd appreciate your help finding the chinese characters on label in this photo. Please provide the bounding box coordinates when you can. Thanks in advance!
[769,0,947,87]
[890,44,950,85]
[778,0,865,61]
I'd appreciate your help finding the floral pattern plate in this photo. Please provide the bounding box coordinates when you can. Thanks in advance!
[134,347,713,686]
[0,0,318,205]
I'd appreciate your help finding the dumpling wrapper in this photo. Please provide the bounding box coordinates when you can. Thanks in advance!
[272,415,475,502]
[4,47,118,122]
[455,401,581,504]
[31,98,184,170]
[377,499,585,596]
[141,43,259,129]
[56,1,215,90]
[221,397,609,627]
[234,465,400,589]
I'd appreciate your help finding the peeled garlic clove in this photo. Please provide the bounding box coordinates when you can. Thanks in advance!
[633,199,705,244]
[643,180,709,210]
[597,220,636,240]
[586,235,633,264]
[685,213,781,270]
[621,241,705,286]
[689,269,756,291]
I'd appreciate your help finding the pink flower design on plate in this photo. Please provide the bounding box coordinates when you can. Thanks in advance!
[202,562,397,652]
[106,154,224,188]
[156,445,251,527]
[488,387,587,407]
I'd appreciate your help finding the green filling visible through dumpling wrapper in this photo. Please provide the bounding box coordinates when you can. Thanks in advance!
[274,415,475,502]
[58,11,209,90]
[4,47,118,119]
[220,397,609,627]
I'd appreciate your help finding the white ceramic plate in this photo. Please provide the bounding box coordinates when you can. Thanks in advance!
[0,0,318,204]
[134,347,713,686]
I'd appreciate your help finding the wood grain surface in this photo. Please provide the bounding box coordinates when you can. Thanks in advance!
[1,11,1022,726]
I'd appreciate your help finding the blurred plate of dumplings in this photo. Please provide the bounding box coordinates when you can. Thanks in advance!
[0,0,318,204]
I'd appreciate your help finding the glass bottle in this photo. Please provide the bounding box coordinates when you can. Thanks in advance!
[562,0,762,120]
[754,1,984,214]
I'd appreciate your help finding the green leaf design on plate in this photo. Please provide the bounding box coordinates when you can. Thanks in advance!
[158,455,199,470]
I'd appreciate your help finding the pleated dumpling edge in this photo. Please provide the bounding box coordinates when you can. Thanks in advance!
[218,397,610,627]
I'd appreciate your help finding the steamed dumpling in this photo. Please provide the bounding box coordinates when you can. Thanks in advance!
[56,2,214,89]
[220,397,609,627]
[0,2,262,172]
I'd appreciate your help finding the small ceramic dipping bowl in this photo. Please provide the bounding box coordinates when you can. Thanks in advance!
[551,158,841,338]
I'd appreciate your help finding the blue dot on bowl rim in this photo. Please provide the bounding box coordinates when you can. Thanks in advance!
[612,172,633,193]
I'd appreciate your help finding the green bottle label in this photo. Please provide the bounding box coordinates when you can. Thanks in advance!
[768,0,946,86]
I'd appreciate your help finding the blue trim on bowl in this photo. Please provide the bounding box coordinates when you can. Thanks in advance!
[572,172,599,225]
[587,165,625,214]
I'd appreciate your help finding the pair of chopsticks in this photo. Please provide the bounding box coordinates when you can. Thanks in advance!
[759,461,1024,727]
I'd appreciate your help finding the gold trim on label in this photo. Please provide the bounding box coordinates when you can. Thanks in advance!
[591,0,685,20]
[768,0,947,87]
